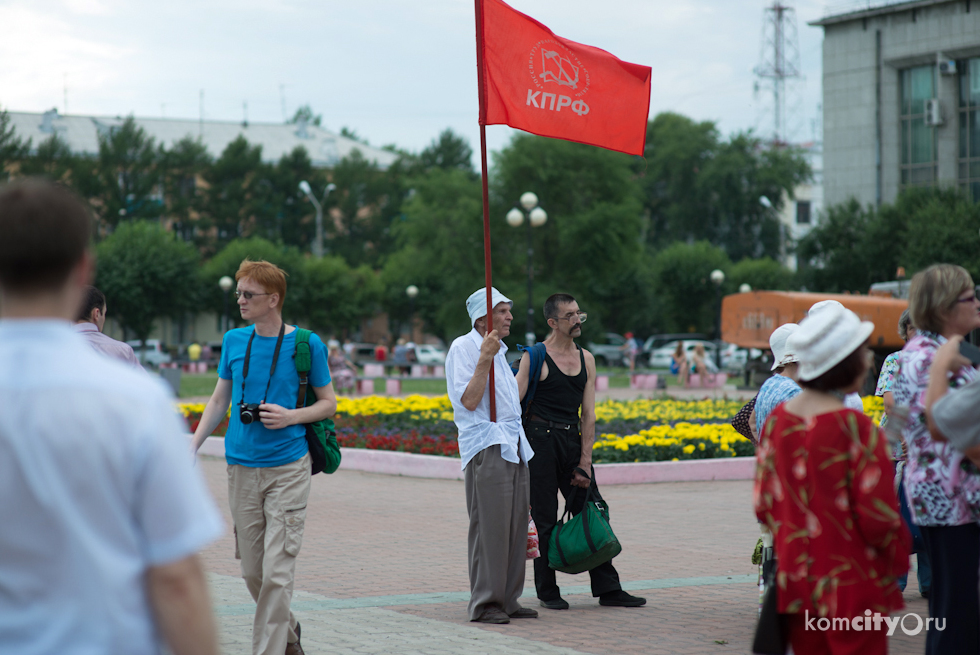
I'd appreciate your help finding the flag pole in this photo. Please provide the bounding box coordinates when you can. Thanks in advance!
[474,0,496,422]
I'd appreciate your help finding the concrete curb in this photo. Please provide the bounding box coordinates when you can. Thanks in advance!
[195,436,754,484]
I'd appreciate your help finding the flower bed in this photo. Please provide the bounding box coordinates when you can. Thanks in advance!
[177,395,884,463]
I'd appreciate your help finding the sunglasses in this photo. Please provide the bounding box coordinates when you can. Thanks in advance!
[235,290,272,300]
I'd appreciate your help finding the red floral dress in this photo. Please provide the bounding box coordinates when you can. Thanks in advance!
[754,405,911,618]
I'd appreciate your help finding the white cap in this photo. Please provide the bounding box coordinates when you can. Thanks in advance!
[808,299,845,317]
[790,304,875,382]
[769,323,800,371]
[466,287,513,325]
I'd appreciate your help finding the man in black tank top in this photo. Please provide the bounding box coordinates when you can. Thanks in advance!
[517,293,646,610]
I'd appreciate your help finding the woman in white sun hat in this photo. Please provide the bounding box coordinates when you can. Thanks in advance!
[749,323,801,441]
[754,304,910,655]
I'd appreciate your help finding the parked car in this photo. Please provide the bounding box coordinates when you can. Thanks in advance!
[348,343,379,365]
[413,344,446,365]
[125,339,172,366]
[648,340,716,369]
[649,340,757,371]
[587,333,627,367]
[640,333,709,357]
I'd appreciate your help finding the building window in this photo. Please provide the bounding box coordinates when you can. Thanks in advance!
[796,201,811,224]
[900,66,937,188]
[959,57,980,202]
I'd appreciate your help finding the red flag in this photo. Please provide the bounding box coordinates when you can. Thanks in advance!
[477,0,652,156]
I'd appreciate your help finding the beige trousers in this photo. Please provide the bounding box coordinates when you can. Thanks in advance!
[228,453,310,655]
[464,444,530,620]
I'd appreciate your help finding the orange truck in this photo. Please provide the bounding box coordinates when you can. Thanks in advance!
[721,291,908,355]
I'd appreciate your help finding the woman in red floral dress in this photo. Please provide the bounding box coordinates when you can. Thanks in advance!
[754,304,910,655]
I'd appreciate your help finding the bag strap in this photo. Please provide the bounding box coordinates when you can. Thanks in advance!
[558,485,599,555]
[294,328,312,410]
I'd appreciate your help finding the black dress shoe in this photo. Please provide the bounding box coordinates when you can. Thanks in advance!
[539,597,570,610]
[599,590,646,607]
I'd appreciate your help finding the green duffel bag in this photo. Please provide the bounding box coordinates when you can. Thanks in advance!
[548,483,622,574]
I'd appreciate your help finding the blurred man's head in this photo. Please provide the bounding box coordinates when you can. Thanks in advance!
[0,179,92,315]
[76,286,108,331]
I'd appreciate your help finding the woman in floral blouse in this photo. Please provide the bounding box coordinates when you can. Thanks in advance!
[755,304,909,655]
[874,309,930,597]
[892,264,980,655]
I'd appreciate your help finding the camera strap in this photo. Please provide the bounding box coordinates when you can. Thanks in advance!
[242,321,286,404]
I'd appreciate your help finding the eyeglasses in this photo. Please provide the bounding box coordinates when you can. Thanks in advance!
[235,290,272,300]
[557,312,588,324]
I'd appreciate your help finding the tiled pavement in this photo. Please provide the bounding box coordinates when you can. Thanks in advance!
[197,457,929,654]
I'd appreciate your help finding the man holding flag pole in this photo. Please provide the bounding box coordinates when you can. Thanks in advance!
[446,0,651,624]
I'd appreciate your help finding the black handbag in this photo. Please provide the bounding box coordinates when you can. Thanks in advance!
[752,564,788,655]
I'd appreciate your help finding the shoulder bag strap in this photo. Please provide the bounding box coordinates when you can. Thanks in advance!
[294,328,311,409]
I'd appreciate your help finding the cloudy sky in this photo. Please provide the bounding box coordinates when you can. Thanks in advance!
[0,0,868,159]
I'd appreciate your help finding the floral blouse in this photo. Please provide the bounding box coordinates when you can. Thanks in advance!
[874,351,901,453]
[755,405,909,617]
[892,331,980,526]
[875,352,901,397]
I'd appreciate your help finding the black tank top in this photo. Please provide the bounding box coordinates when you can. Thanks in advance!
[529,346,586,425]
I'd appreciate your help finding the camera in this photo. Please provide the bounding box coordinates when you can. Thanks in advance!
[239,402,262,425]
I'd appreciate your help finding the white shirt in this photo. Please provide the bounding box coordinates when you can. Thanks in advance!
[0,320,223,655]
[844,392,864,412]
[446,329,533,470]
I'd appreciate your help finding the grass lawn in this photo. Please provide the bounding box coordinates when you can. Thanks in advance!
[179,369,684,398]
[179,372,220,398]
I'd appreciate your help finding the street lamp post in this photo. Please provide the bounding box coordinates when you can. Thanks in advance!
[506,192,547,345]
[710,269,726,371]
[218,275,234,333]
[406,285,419,343]
[299,181,337,259]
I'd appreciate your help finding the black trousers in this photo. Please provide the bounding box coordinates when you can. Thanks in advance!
[919,523,980,655]
[526,422,622,600]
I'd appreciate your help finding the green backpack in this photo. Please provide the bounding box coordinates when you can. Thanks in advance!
[294,328,341,475]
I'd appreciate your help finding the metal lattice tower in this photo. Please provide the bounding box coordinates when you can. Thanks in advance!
[754,2,802,145]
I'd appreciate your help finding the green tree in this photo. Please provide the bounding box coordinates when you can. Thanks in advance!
[701,134,810,261]
[639,113,810,260]
[18,134,74,182]
[728,257,795,292]
[896,188,980,280]
[325,149,393,267]
[89,117,162,226]
[382,168,488,341]
[159,136,211,243]
[0,107,29,181]
[649,241,732,334]
[300,258,383,337]
[419,128,474,174]
[642,113,717,246]
[271,146,325,250]
[204,135,274,246]
[95,221,199,344]
[491,134,646,334]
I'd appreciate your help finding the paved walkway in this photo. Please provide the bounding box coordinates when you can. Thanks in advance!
[196,457,929,654]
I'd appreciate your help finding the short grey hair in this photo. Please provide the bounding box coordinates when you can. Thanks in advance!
[898,309,914,341]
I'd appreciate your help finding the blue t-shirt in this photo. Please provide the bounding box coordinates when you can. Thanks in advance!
[755,374,802,436]
[218,326,331,468]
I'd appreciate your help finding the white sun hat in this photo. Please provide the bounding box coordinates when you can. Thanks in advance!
[769,323,800,371]
[466,287,513,325]
[790,304,875,381]
[808,299,845,317]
